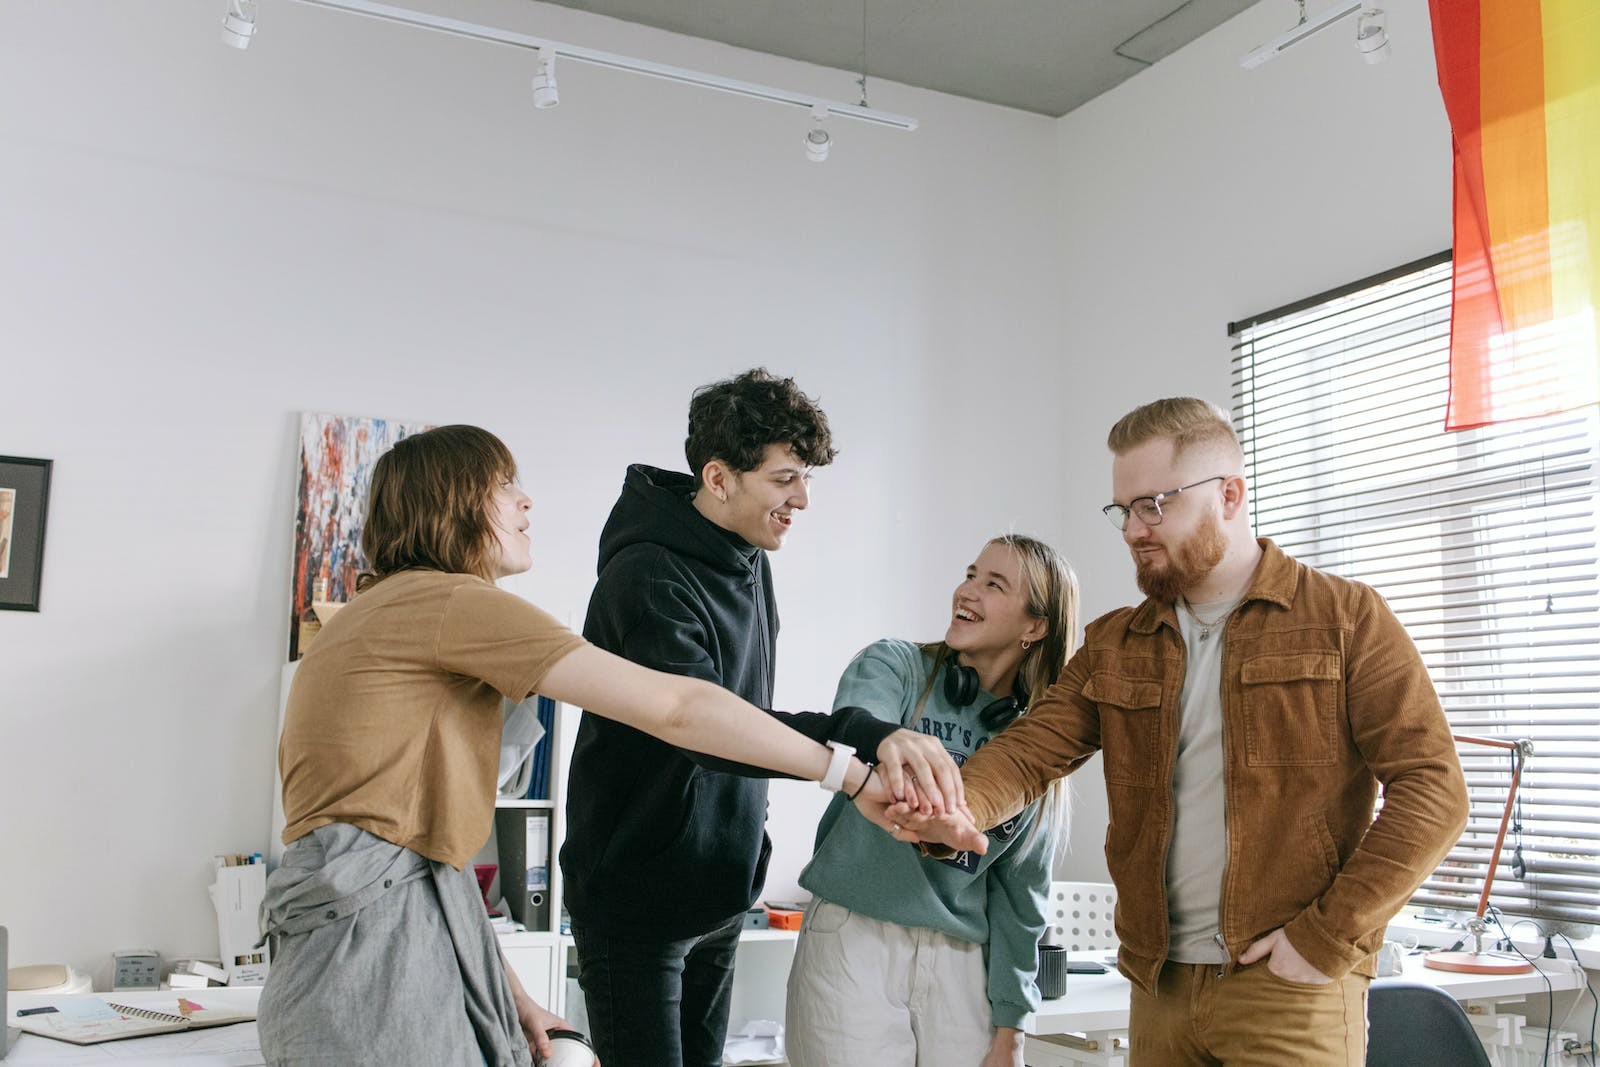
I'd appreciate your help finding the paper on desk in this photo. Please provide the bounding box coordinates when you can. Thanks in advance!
[722,1020,784,1065]
[97,1025,263,1063]
[3,1024,265,1065]
[55,1002,121,1024]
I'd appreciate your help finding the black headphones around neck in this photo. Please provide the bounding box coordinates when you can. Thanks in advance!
[942,656,1027,731]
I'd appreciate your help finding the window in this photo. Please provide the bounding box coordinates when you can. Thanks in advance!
[1230,253,1600,927]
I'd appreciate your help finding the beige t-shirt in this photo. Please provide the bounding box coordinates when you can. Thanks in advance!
[278,569,587,869]
[1164,595,1229,963]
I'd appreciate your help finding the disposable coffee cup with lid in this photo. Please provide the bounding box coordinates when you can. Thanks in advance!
[538,1028,594,1067]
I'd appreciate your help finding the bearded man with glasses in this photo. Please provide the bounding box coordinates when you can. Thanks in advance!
[882,397,1467,1067]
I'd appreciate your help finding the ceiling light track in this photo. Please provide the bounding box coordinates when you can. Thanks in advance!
[249,0,919,137]
[1239,0,1390,69]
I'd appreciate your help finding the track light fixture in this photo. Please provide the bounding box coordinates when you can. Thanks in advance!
[804,105,830,163]
[1240,1,1392,69]
[1356,9,1391,64]
[225,0,918,159]
[221,0,257,49]
[531,48,559,109]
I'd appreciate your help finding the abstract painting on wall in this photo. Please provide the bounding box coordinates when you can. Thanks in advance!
[289,412,431,660]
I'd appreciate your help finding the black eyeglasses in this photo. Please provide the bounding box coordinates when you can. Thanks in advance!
[1102,476,1227,531]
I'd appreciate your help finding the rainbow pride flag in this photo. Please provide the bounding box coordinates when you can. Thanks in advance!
[1430,0,1600,430]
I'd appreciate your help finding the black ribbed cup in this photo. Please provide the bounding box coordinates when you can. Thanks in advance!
[1038,943,1068,999]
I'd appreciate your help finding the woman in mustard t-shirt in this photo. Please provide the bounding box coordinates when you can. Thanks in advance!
[258,425,983,1067]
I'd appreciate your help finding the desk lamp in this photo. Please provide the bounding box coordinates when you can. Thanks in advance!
[1425,734,1535,975]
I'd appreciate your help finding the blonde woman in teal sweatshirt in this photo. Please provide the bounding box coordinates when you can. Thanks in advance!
[786,534,1079,1067]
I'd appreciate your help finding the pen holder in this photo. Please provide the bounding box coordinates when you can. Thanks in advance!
[1038,943,1068,999]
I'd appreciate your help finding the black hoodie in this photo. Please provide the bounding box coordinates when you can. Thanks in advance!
[559,465,896,939]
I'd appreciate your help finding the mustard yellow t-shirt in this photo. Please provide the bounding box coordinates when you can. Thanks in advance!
[278,569,586,869]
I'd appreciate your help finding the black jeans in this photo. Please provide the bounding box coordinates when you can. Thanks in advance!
[571,912,745,1067]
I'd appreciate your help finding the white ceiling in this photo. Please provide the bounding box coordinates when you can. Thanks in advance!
[529,0,1266,116]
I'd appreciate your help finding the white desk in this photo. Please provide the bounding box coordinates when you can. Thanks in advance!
[8,951,1582,1066]
[3,932,799,1067]
[1025,952,1588,1067]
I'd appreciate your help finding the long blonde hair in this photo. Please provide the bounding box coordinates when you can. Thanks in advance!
[919,534,1080,853]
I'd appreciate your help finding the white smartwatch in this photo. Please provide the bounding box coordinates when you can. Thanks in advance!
[818,740,856,792]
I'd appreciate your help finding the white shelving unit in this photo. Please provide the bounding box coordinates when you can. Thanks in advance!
[484,696,569,1013]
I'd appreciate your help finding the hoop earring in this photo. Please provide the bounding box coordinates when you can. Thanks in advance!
[1021,639,1032,651]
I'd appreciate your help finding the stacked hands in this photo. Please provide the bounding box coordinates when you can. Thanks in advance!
[848,730,990,857]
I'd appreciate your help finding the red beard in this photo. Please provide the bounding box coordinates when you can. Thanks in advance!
[1131,509,1227,603]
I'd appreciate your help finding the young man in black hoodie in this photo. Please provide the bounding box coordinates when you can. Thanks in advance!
[561,368,959,1067]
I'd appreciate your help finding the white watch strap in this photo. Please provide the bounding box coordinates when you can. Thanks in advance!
[819,740,856,792]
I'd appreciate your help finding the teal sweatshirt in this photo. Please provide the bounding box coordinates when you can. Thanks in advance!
[798,639,1053,1030]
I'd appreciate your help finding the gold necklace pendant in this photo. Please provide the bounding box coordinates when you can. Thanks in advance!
[1181,599,1231,641]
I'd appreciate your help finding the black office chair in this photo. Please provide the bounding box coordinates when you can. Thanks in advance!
[1367,981,1491,1067]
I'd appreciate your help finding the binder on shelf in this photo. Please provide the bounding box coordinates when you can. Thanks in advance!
[494,807,551,931]
[498,695,556,801]
[498,696,544,799]
[526,696,555,800]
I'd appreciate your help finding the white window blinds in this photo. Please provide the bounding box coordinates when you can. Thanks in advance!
[1230,253,1600,927]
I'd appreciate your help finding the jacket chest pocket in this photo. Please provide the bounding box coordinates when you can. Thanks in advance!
[1240,652,1341,766]
[1084,673,1164,788]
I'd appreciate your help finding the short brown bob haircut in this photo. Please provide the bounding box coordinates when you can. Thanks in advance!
[359,424,517,589]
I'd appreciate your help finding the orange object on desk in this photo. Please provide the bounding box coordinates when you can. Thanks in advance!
[765,906,802,931]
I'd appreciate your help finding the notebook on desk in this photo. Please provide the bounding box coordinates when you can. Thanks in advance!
[10,996,255,1046]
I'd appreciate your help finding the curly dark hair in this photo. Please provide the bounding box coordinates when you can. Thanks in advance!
[685,368,838,485]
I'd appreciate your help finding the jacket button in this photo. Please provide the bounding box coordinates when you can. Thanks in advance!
[325,909,337,919]
[384,879,393,889]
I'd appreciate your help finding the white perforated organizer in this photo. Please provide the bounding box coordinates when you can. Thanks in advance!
[1045,881,1118,951]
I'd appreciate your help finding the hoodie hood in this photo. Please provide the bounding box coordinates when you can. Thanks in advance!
[596,464,759,578]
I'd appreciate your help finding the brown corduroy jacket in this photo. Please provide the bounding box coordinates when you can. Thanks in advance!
[954,538,1468,994]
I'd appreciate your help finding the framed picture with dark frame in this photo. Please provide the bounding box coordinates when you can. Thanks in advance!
[0,455,53,612]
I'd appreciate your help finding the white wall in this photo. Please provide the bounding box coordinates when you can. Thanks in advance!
[0,0,1066,979]
[1047,0,1454,882]
[1,0,1463,979]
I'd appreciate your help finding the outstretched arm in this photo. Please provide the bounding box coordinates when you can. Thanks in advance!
[889,648,1101,856]
[435,580,878,796]
[958,656,1102,829]
[539,644,876,788]
[598,580,963,812]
